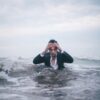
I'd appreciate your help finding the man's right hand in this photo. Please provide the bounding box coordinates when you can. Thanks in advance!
[41,43,53,55]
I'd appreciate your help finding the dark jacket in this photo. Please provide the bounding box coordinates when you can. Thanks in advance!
[33,51,73,70]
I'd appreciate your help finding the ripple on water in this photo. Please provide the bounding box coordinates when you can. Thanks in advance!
[33,67,77,89]
[0,57,100,100]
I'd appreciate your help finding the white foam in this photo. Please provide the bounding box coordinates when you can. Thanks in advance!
[0,71,18,83]
[0,93,28,100]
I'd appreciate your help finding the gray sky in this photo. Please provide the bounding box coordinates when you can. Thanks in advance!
[0,0,100,59]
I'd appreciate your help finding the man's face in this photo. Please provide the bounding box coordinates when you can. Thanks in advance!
[49,43,57,57]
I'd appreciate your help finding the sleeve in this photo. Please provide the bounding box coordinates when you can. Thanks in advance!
[62,51,74,63]
[33,54,45,64]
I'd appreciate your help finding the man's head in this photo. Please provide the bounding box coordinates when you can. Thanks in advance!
[48,39,57,44]
[48,39,58,57]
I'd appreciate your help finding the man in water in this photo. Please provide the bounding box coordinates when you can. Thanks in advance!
[33,39,73,70]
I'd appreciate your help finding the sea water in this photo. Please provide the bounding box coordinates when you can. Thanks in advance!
[0,57,100,100]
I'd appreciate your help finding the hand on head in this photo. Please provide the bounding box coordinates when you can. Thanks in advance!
[42,39,62,55]
[53,43,61,51]
[47,42,62,52]
[45,43,53,52]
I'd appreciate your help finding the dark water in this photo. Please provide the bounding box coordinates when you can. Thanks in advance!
[0,57,100,100]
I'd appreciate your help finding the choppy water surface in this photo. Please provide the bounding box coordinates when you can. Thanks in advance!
[0,57,100,100]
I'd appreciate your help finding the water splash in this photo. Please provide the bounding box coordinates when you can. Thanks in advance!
[0,57,100,100]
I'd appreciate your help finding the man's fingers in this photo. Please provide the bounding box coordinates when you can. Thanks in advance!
[48,43,53,48]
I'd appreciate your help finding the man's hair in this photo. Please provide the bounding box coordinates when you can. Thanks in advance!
[48,39,57,43]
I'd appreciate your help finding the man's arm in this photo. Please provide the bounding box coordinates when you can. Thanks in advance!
[33,54,45,64]
[62,51,74,63]
[54,43,73,63]
[33,43,51,64]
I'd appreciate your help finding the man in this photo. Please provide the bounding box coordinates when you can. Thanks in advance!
[33,39,73,70]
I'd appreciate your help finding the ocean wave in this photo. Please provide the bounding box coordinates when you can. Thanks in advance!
[0,57,100,100]
[75,57,100,62]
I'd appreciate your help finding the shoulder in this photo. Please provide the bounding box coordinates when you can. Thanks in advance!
[57,51,66,55]
[44,52,50,57]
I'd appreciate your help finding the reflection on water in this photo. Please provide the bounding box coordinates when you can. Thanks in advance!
[34,67,76,88]
[0,57,100,100]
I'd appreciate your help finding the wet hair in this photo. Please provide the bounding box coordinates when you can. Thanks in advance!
[48,39,57,43]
